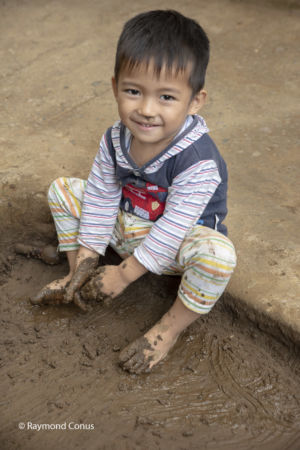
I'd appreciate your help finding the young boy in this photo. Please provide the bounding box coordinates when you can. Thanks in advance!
[32,10,236,374]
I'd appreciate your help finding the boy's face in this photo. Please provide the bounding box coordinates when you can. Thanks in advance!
[112,61,206,153]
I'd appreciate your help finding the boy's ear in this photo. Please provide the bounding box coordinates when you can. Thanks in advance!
[111,77,118,99]
[188,90,207,115]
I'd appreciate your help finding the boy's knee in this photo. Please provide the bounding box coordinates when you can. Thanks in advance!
[48,177,63,203]
[180,228,237,271]
[206,237,237,268]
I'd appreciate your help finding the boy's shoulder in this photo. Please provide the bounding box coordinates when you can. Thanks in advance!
[169,116,227,171]
[105,114,211,156]
[103,115,226,175]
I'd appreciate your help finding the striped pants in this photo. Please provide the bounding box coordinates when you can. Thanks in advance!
[48,177,237,314]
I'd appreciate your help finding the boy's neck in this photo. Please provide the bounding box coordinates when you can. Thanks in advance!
[129,137,167,167]
[127,115,193,168]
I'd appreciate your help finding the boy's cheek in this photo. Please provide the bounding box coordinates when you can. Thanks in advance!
[111,77,118,99]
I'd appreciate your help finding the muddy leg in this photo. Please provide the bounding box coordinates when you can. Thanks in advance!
[15,243,60,265]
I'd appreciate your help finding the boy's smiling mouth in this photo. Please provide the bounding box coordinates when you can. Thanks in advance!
[137,122,158,128]
[131,118,161,130]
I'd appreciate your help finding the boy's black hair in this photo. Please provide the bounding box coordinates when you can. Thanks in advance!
[114,10,210,95]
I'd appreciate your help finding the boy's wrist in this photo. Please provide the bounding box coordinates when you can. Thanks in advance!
[118,255,148,284]
[76,246,98,268]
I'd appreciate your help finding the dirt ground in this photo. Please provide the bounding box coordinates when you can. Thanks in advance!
[1,0,300,449]
[0,251,299,450]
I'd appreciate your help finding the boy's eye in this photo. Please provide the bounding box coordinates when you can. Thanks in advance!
[125,89,140,96]
[160,94,175,101]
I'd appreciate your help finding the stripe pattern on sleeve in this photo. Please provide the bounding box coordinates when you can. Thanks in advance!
[77,133,122,254]
[134,159,221,274]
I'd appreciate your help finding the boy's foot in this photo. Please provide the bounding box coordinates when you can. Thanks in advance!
[30,275,71,305]
[15,243,60,265]
[119,321,179,374]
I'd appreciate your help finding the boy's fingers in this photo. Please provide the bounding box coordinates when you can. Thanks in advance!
[81,273,111,302]
[64,270,93,303]
[80,278,96,301]
[64,282,77,303]
[64,257,98,303]
[30,287,65,305]
[73,291,89,312]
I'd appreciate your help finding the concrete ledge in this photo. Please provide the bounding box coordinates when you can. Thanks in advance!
[223,293,300,349]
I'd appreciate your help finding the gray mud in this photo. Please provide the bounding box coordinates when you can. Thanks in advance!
[0,247,299,450]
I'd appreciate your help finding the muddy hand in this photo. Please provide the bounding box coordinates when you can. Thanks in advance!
[80,264,129,306]
[73,290,91,312]
[64,257,98,304]
[30,278,69,306]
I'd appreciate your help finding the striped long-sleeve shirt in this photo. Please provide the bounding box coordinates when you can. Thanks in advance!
[78,115,228,275]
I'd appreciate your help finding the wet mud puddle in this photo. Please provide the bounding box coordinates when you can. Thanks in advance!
[0,255,300,450]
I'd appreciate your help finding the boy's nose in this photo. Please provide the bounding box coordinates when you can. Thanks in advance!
[137,97,156,118]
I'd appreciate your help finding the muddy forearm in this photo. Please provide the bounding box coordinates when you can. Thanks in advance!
[64,247,99,303]
[75,246,99,270]
[72,246,99,286]
[118,255,148,284]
